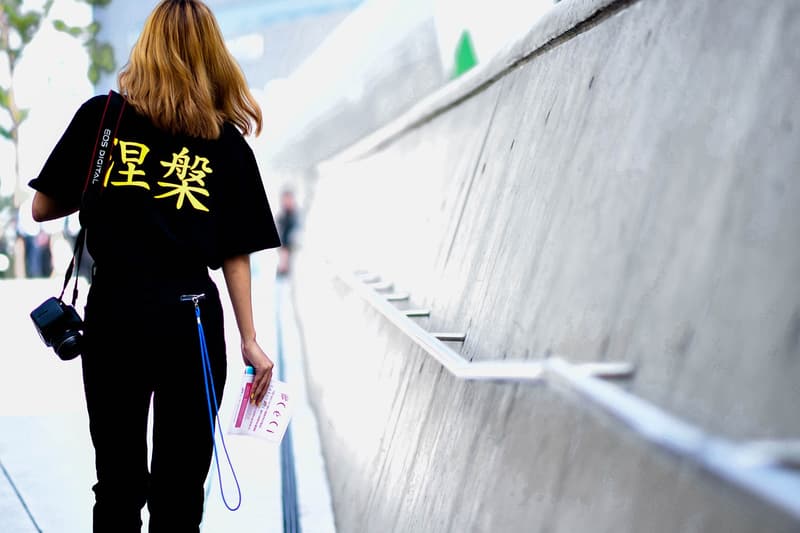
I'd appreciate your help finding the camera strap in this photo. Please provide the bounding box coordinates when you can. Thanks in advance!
[58,228,86,304]
[182,293,243,511]
[59,91,127,306]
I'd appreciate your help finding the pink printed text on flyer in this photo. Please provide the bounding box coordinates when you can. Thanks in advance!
[228,367,293,444]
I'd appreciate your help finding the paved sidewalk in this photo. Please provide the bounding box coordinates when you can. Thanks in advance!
[0,252,335,532]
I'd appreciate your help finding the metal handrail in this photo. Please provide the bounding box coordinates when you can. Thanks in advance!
[337,268,800,521]
[343,270,633,381]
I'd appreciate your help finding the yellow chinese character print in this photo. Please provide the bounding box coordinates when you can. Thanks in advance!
[105,139,151,190]
[155,147,213,212]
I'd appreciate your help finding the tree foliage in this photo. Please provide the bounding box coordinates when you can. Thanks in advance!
[51,0,114,84]
[0,0,114,199]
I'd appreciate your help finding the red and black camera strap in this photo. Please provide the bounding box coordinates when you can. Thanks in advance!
[59,90,126,306]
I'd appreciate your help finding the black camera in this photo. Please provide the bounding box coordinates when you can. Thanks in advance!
[30,297,84,360]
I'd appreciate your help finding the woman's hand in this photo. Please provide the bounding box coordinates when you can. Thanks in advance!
[242,339,274,405]
[222,254,273,404]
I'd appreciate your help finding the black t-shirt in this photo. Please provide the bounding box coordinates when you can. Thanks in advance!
[29,93,281,279]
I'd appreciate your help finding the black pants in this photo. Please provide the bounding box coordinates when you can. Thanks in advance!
[82,275,227,532]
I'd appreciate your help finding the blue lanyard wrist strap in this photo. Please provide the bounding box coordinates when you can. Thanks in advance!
[184,293,242,511]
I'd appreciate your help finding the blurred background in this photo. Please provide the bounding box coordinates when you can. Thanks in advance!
[0,0,557,279]
[3,1,799,532]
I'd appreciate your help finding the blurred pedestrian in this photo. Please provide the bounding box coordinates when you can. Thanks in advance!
[16,196,53,278]
[28,1,281,531]
[276,188,299,277]
[0,222,11,278]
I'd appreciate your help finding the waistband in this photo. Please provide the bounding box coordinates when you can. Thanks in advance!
[92,261,210,281]
[89,263,217,305]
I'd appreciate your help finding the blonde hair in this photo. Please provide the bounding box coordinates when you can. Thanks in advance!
[118,0,262,139]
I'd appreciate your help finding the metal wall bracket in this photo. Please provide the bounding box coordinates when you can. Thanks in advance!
[355,273,381,284]
[738,441,800,470]
[433,332,467,342]
[574,361,636,379]
[367,281,394,292]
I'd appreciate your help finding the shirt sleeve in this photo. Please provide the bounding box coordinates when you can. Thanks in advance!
[28,95,106,209]
[217,131,282,262]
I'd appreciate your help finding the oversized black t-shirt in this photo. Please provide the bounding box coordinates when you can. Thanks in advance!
[29,93,281,278]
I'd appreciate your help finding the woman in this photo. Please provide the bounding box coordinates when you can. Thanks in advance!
[29,1,281,530]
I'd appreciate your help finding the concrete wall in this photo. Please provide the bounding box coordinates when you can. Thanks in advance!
[293,0,800,530]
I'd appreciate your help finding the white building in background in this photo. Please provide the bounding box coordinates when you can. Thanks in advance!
[94,0,362,94]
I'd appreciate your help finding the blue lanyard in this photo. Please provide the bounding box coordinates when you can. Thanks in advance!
[186,294,242,511]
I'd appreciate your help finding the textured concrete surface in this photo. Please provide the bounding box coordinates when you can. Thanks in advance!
[0,469,36,533]
[292,0,800,530]
[0,279,97,532]
[297,273,799,532]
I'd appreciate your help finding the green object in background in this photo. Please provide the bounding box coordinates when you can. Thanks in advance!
[453,30,478,78]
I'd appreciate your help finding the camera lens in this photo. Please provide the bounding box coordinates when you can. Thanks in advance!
[55,333,82,361]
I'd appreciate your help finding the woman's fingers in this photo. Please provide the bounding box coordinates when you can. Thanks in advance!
[253,371,272,405]
[251,364,274,405]
[242,340,275,405]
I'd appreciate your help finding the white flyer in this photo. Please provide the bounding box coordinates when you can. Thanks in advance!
[228,366,293,444]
